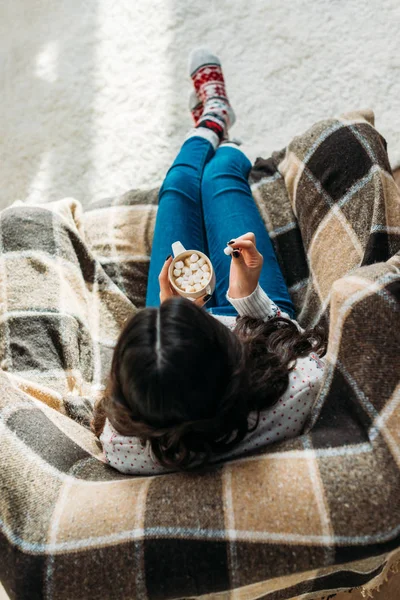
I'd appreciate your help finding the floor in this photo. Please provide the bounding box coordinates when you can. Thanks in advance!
[2,0,400,210]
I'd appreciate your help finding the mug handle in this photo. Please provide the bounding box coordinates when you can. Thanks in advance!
[171,241,186,258]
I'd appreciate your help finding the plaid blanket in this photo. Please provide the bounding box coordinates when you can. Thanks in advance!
[1,109,400,600]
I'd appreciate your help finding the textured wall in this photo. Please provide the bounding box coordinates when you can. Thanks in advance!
[1,0,400,209]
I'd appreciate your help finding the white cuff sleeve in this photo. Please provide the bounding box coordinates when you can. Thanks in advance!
[225,283,285,321]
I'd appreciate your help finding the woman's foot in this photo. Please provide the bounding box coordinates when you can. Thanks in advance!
[188,90,205,126]
[188,48,236,141]
[189,90,243,146]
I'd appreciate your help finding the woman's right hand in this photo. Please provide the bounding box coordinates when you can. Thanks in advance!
[227,232,264,299]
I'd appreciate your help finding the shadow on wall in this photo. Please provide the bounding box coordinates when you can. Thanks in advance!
[0,0,98,210]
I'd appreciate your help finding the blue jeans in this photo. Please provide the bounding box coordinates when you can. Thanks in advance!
[145,136,295,318]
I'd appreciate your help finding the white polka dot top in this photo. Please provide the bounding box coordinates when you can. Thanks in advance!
[99,283,326,475]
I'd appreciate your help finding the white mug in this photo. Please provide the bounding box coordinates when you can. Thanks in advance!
[168,241,216,302]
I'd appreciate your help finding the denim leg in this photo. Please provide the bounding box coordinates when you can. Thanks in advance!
[145,136,215,307]
[201,146,296,318]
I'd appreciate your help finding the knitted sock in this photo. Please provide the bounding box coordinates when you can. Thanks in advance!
[188,90,204,126]
[188,48,236,141]
[189,90,234,144]
[184,126,220,150]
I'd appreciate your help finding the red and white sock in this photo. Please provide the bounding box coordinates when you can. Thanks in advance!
[188,48,236,141]
[188,90,204,126]
[189,90,239,145]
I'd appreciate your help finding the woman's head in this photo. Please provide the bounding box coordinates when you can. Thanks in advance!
[93,297,253,470]
[92,297,328,472]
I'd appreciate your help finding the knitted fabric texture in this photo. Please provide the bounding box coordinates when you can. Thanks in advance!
[190,48,235,139]
[0,109,399,600]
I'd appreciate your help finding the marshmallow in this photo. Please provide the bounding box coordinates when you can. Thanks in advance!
[170,252,213,295]
[224,246,234,255]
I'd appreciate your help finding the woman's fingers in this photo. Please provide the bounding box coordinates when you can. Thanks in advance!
[232,232,256,244]
[229,232,258,254]
[242,232,256,243]
[227,232,264,299]
[230,239,260,256]
[228,234,263,269]
[159,256,173,283]
[159,256,175,302]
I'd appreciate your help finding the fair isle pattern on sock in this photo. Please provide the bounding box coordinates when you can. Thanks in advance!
[196,98,235,140]
[188,90,203,126]
[189,48,236,140]
[190,61,227,105]
[189,90,229,141]
[191,103,204,125]
[189,89,231,143]
[196,114,225,140]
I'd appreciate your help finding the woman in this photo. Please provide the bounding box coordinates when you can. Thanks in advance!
[90,48,327,474]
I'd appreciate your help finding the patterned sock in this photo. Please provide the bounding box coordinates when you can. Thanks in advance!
[188,48,236,141]
[188,90,204,126]
[189,90,233,143]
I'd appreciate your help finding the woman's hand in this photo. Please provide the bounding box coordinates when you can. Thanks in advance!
[159,256,180,303]
[159,256,210,306]
[227,232,264,299]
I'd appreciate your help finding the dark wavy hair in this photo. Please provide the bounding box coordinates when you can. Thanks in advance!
[91,296,327,472]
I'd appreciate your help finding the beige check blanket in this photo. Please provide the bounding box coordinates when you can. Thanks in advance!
[0,109,400,600]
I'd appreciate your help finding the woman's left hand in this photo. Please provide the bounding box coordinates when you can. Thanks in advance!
[159,256,179,303]
[159,256,209,307]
